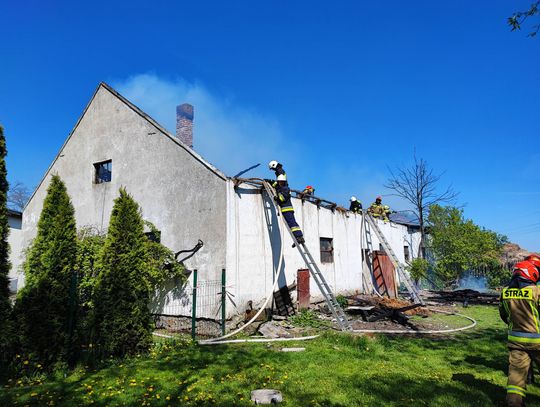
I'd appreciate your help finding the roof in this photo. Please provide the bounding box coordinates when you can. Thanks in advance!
[24,82,228,211]
[389,212,420,227]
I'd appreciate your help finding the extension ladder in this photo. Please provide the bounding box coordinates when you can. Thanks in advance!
[261,181,352,331]
[363,213,424,305]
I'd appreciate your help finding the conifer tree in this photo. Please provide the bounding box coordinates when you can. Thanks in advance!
[0,125,13,362]
[93,188,152,357]
[15,175,77,366]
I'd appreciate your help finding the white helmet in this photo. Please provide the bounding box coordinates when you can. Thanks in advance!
[350,196,357,202]
[277,174,287,182]
[268,160,278,170]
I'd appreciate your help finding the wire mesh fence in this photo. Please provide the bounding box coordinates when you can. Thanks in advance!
[153,269,226,341]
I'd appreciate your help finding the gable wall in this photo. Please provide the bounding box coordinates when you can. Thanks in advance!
[20,86,227,291]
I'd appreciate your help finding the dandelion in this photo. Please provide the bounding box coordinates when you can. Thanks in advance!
[31,393,38,397]
[23,360,29,365]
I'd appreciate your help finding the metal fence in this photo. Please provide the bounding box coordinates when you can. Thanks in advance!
[153,269,227,340]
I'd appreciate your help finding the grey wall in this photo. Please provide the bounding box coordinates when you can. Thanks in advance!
[21,85,228,297]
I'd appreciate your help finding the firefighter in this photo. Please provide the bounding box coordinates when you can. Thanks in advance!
[302,185,315,196]
[349,196,362,214]
[274,174,305,244]
[368,196,385,219]
[268,160,286,181]
[499,260,540,407]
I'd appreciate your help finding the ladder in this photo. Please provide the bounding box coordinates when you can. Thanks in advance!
[363,212,424,305]
[362,215,389,297]
[261,181,352,331]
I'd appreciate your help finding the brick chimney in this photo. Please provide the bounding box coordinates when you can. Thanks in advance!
[176,103,194,148]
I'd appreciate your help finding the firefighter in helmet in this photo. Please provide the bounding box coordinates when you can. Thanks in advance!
[349,196,362,214]
[368,196,385,219]
[302,185,315,197]
[499,260,540,406]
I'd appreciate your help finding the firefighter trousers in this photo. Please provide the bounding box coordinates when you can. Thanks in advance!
[282,211,303,239]
[507,348,540,406]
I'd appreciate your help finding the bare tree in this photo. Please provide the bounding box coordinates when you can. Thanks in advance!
[384,154,458,258]
[8,181,31,211]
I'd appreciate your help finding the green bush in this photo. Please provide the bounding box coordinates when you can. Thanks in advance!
[14,175,78,368]
[336,295,348,308]
[407,258,430,283]
[289,309,324,328]
[92,188,153,357]
[0,125,14,366]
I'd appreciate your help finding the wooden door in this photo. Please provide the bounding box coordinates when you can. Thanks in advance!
[372,251,397,298]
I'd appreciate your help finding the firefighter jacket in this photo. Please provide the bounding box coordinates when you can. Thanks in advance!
[350,201,362,214]
[275,183,294,213]
[499,276,540,350]
[368,202,384,218]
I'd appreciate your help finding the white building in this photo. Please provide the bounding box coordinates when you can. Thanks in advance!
[8,209,23,294]
[14,83,421,319]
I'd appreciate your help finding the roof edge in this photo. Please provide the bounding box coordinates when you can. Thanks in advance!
[23,82,105,211]
[23,82,229,212]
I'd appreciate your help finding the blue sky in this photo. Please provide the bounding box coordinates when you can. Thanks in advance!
[1,0,539,251]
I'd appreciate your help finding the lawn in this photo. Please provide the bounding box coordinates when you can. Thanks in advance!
[2,305,539,406]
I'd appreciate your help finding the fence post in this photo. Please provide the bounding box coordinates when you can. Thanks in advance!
[221,268,226,336]
[191,269,198,340]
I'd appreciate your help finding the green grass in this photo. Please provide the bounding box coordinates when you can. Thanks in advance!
[1,305,539,406]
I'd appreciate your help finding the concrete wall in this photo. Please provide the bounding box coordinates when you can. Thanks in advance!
[21,85,228,304]
[8,213,23,292]
[224,181,422,317]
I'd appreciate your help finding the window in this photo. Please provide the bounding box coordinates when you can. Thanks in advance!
[320,237,334,263]
[94,160,112,183]
[145,230,161,243]
[404,246,410,262]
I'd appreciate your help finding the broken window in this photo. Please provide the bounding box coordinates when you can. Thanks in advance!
[404,245,410,262]
[94,160,112,184]
[320,237,334,263]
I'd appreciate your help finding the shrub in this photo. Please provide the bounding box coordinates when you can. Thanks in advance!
[14,175,77,367]
[92,188,153,357]
[0,125,13,366]
[406,258,430,284]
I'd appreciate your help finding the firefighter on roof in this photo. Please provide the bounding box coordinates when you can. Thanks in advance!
[368,196,385,219]
[302,185,315,196]
[499,260,540,407]
[349,196,362,214]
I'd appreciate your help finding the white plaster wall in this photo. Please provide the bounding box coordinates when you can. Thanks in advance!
[8,215,23,291]
[225,181,421,317]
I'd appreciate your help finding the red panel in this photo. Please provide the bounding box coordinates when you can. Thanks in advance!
[297,269,310,310]
[373,251,396,298]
